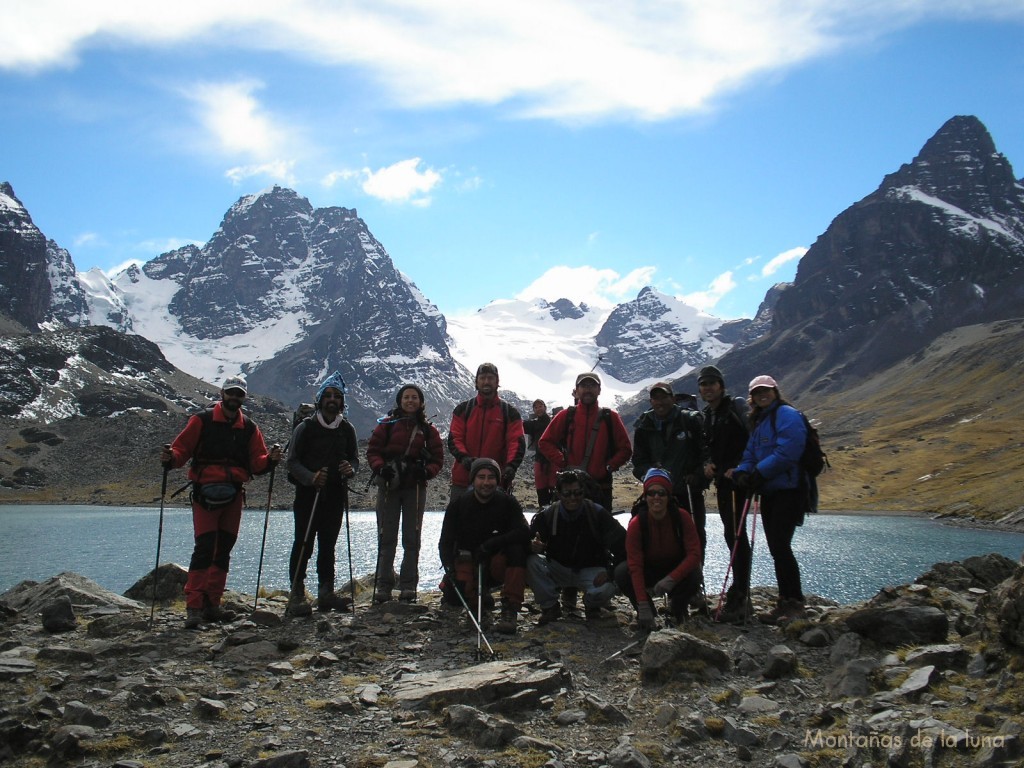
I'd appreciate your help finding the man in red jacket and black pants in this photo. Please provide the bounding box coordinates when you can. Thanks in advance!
[447,363,526,499]
[161,375,281,629]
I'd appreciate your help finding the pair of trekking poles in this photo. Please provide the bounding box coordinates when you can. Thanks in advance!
[282,470,358,615]
[443,559,495,659]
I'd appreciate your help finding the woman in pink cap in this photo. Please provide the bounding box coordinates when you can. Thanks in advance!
[727,375,808,625]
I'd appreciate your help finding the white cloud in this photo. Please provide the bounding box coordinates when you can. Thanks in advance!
[182,79,288,158]
[359,158,442,204]
[4,2,1021,121]
[225,160,297,185]
[73,232,101,248]
[761,246,807,277]
[516,265,655,309]
[682,270,738,312]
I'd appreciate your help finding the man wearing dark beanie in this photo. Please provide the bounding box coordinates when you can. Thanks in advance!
[698,365,753,623]
[438,458,530,634]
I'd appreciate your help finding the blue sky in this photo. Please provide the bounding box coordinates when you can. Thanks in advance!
[2,2,1023,322]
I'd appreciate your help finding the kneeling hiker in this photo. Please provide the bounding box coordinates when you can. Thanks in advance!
[614,468,702,630]
[527,469,625,626]
[285,372,359,616]
[438,458,530,634]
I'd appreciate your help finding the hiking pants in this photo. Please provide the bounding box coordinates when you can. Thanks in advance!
[715,480,752,595]
[612,560,700,613]
[675,484,707,558]
[453,548,527,608]
[374,484,426,593]
[289,485,345,590]
[185,493,244,610]
[758,488,804,602]
[526,555,617,610]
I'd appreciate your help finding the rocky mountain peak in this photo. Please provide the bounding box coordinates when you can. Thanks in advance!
[715,115,1024,398]
[879,115,1021,217]
[546,298,587,320]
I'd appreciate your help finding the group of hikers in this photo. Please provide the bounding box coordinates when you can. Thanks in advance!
[161,361,813,633]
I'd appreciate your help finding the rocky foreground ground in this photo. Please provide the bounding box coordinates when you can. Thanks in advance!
[2,553,1024,768]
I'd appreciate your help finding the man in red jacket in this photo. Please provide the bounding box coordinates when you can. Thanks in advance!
[161,375,281,629]
[537,372,632,512]
[446,363,526,499]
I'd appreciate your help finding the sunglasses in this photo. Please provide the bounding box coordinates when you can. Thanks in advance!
[645,489,669,498]
[223,389,246,397]
[560,489,585,498]
[320,392,344,400]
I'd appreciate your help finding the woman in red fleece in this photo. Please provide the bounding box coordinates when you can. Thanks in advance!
[614,468,702,630]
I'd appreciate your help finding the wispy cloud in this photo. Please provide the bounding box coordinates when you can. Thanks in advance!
[682,270,738,312]
[327,158,443,205]
[182,79,287,157]
[4,3,1021,121]
[516,265,655,309]
[761,246,808,277]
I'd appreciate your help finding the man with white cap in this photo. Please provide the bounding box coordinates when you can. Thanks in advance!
[537,371,632,512]
[161,375,281,629]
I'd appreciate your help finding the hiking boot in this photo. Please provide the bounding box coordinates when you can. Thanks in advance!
[399,589,417,603]
[286,588,313,617]
[689,592,710,616]
[317,589,352,612]
[201,603,236,623]
[758,598,805,626]
[668,598,689,624]
[373,589,393,604]
[717,587,752,624]
[560,588,579,616]
[537,603,561,626]
[495,603,519,635]
[184,608,203,630]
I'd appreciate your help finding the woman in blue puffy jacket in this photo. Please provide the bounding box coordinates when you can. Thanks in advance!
[726,375,807,625]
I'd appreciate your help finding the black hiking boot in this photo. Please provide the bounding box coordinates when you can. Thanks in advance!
[495,603,519,635]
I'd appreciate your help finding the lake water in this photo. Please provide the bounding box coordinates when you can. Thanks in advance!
[1,505,1021,605]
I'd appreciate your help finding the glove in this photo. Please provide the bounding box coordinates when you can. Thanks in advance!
[501,465,516,485]
[637,602,656,632]
[476,537,498,559]
[379,465,396,481]
[653,576,676,597]
[407,463,427,482]
[732,471,749,489]
[748,470,765,490]
[461,456,476,471]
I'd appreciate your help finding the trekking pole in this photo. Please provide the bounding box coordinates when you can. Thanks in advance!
[290,487,322,602]
[252,462,276,612]
[686,483,708,614]
[443,565,495,657]
[150,448,170,627]
[746,494,760,623]
[344,482,356,615]
[603,639,642,663]
[477,560,485,653]
[713,494,752,620]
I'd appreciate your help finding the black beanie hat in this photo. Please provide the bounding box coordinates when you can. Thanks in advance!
[698,365,725,386]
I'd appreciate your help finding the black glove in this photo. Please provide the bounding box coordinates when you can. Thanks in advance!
[501,465,516,484]
[407,463,427,482]
[461,456,476,471]
[732,471,749,489]
[748,470,765,490]
[379,465,396,481]
[477,537,498,559]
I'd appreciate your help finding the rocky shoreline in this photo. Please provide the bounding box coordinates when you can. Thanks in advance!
[2,552,1024,768]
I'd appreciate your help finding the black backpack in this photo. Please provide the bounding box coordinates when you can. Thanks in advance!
[770,407,829,478]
